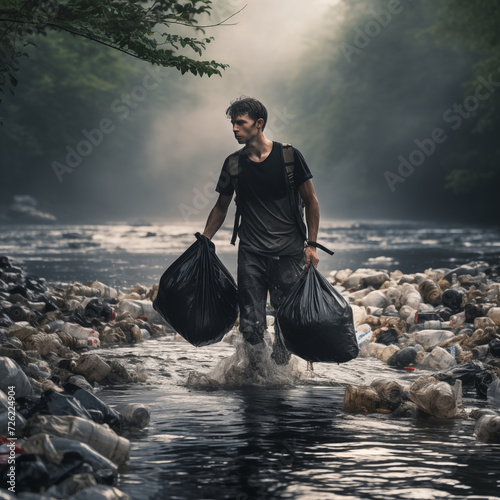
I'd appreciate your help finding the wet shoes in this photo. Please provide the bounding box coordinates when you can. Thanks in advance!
[245,340,268,371]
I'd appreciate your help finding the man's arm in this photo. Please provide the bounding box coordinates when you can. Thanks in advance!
[298,179,320,268]
[202,194,233,240]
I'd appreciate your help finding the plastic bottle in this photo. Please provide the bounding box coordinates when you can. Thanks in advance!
[370,378,404,407]
[45,319,65,333]
[416,311,442,323]
[450,311,466,328]
[418,279,442,305]
[118,299,159,321]
[343,384,381,413]
[474,316,496,329]
[61,322,98,341]
[360,290,387,309]
[140,329,151,340]
[361,342,386,359]
[74,354,111,383]
[87,336,100,348]
[66,299,84,313]
[365,307,383,316]
[474,414,500,442]
[29,333,62,356]
[116,403,151,428]
[411,329,455,348]
[70,283,101,297]
[23,414,130,465]
[88,281,118,300]
[26,301,46,312]
[408,376,462,419]
[355,324,372,347]
[7,304,32,322]
[22,433,119,473]
[401,283,422,309]
[424,346,457,370]
[471,345,489,360]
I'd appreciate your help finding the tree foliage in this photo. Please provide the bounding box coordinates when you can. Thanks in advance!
[0,0,228,102]
[419,0,500,207]
[285,0,499,222]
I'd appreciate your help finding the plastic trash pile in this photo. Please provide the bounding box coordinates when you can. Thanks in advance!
[334,260,500,440]
[0,255,156,498]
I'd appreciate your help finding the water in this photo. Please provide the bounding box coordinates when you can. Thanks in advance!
[2,218,500,499]
[94,337,500,500]
[1,219,499,287]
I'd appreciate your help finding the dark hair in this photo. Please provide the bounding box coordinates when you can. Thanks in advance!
[226,96,268,131]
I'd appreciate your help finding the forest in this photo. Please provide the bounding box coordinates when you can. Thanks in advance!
[1,0,499,224]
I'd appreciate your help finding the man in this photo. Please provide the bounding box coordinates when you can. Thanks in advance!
[202,97,322,366]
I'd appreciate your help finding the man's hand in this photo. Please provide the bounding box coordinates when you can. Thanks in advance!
[305,245,319,268]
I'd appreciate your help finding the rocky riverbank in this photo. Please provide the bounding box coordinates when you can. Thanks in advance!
[0,255,500,497]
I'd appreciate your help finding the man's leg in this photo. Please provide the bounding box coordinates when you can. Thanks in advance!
[237,247,269,346]
[269,253,305,365]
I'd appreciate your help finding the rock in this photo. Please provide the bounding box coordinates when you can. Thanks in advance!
[360,290,387,309]
[360,273,390,289]
[379,344,399,363]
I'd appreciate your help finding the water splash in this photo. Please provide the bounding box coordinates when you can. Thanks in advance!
[186,335,309,389]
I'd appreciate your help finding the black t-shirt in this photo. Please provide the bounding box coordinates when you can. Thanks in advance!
[215,141,313,256]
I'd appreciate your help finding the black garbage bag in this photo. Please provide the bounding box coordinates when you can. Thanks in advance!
[475,370,495,399]
[489,338,500,358]
[276,265,358,363]
[35,389,94,420]
[153,233,238,346]
[63,382,123,433]
[84,298,114,322]
[387,347,417,368]
[1,454,50,492]
[434,360,486,385]
[376,328,399,346]
[441,288,466,313]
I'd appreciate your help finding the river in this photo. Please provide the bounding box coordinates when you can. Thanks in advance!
[1,219,500,499]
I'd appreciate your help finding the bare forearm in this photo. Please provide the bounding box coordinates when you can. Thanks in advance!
[202,205,227,240]
[305,195,320,242]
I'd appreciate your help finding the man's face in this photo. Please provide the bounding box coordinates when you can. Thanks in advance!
[231,113,260,144]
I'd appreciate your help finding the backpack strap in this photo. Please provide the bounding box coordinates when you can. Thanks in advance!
[228,143,334,255]
[281,143,335,256]
[229,148,244,246]
[281,143,307,241]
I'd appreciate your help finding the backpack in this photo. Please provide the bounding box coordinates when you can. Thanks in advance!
[227,143,334,255]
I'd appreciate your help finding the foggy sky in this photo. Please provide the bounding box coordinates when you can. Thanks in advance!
[2,0,491,225]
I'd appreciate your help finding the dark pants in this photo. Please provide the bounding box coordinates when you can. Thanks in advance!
[237,247,305,345]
